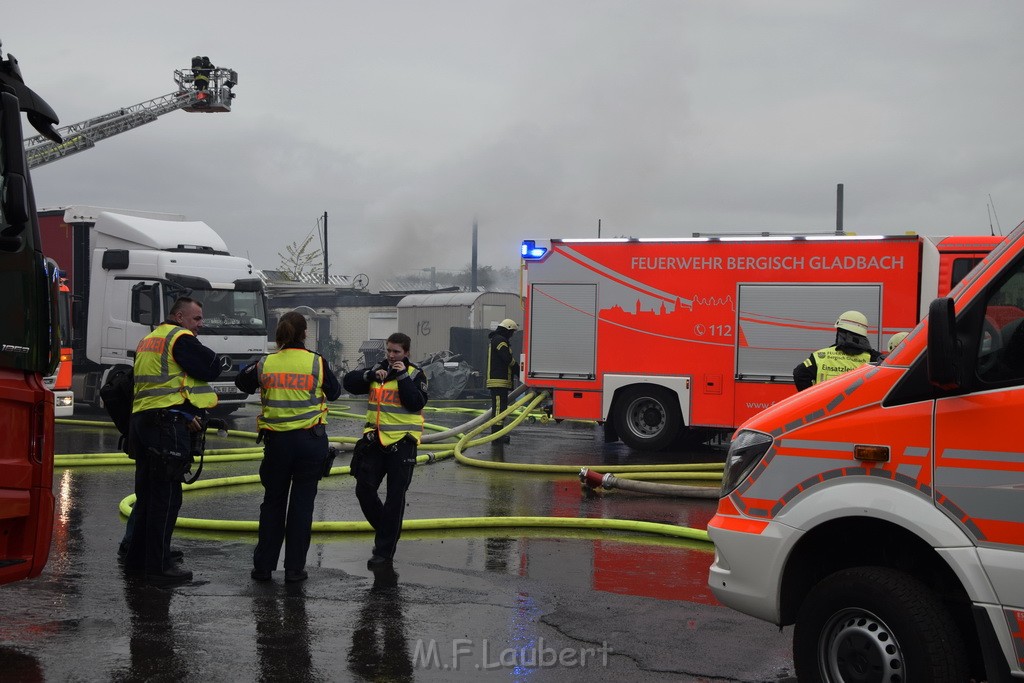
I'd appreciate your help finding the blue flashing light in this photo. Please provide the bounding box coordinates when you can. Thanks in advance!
[521,240,548,260]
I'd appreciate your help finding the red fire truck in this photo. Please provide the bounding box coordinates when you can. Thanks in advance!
[0,41,63,584]
[519,233,1001,450]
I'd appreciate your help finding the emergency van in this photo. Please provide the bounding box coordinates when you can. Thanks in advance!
[707,225,1024,681]
[519,233,1000,450]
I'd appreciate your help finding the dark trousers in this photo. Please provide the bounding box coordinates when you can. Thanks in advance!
[119,505,137,554]
[354,438,416,560]
[124,410,188,573]
[120,421,203,554]
[490,387,509,433]
[253,427,327,573]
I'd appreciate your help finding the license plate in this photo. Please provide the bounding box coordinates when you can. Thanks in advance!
[213,384,237,394]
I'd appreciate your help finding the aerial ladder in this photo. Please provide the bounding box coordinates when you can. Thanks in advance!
[23,59,238,169]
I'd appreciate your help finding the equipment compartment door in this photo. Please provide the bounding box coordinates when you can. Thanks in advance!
[527,283,597,379]
[736,284,882,380]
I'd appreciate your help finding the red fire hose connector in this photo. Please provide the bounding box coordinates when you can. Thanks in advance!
[579,467,719,499]
[580,467,613,489]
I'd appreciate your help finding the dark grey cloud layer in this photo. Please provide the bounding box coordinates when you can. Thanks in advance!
[8,1,1024,287]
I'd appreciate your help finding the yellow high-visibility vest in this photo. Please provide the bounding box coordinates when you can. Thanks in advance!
[809,346,873,385]
[132,324,218,413]
[363,363,424,446]
[257,349,327,431]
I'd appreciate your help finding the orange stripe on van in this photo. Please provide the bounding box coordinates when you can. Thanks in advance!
[708,514,769,535]
[716,496,740,516]
[973,519,1024,546]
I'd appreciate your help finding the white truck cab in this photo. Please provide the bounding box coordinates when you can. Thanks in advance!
[70,207,267,410]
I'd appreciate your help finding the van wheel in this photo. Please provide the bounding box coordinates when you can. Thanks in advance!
[612,386,681,451]
[794,566,968,683]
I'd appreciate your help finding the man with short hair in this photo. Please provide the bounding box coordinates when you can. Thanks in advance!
[343,332,428,567]
[122,297,221,585]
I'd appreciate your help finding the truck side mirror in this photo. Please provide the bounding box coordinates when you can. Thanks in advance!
[131,282,161,327]
[0,90,30,231]
[927,297,960,390]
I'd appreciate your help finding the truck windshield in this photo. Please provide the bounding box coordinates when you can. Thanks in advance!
[169,288,267,336]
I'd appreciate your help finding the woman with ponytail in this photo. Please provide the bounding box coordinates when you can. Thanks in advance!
[235,312,341,582]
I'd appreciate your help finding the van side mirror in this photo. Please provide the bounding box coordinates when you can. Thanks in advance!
[927,297,960,390]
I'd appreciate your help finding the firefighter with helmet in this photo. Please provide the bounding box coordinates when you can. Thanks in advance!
[887,331,909,354]
[793,310,881,391]
[192,55,214,91]
[487,319,520,443]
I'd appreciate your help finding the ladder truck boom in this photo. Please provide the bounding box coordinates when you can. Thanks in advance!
[23,62,237,169]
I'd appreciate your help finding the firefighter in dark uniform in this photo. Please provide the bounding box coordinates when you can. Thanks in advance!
[191,55,214,91]
[123,297,221,585]
[793,310,881,391]
[235,311,341,583]
[486,319,519,443]
[343,332,428,567]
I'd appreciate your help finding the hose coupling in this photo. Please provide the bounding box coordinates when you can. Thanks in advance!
[579,467,613,490]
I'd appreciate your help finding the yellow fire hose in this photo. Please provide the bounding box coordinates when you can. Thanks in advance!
[61,389,723,543]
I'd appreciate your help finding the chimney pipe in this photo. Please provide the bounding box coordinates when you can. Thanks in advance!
[471,219,478,291]
[836,184,844,235]
[322,211,329,284]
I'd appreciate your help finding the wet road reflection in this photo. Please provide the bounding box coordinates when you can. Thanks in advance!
[0,647,44,681]
[15,403,798,681]
[113,581,187,682]
[253,588,316,682]
[347,564,412,682]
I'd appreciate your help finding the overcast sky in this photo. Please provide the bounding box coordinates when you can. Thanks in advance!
[7,1,1024,289]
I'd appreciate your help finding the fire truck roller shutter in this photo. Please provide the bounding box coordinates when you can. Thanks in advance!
[737,284,882,378]
[611,384,682,451]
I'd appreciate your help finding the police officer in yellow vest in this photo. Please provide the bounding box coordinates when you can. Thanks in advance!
[235,312,341,583]
[343,332,428,568]
[793,310,881,392]
[486,319,519,444]
[123,297,222,585]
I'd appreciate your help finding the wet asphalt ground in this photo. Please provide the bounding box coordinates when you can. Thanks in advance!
[0,396,796,682]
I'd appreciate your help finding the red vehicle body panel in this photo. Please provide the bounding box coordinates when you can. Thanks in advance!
[0,369,55,583]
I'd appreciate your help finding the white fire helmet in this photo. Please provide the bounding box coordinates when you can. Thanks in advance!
[499,319,519,332]
[887,331,909,352]
[835,310,869,337]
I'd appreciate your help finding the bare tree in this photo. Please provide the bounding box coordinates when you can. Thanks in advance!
[454,264,495,290]
[277,233,323,281]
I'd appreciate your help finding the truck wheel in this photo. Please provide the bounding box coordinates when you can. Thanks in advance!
[794,566,969,683]
[612,385,681,451]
